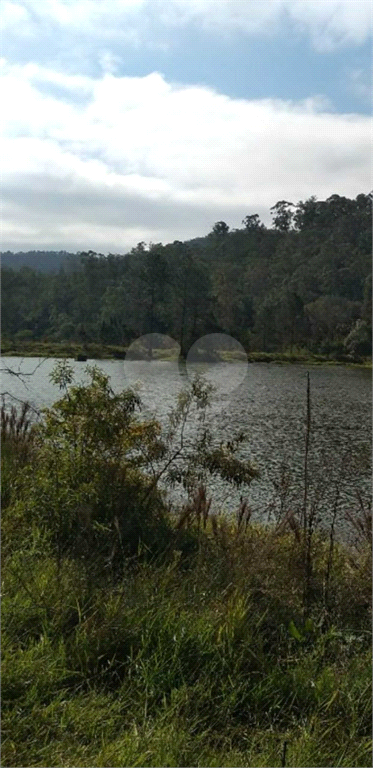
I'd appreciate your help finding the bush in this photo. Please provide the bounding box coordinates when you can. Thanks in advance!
[2,364,371,767]
[2,363,259,575]
[4,364,175,572]
[344,320,372,357]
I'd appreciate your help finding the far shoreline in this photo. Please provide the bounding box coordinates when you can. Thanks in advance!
[1,341,371,368]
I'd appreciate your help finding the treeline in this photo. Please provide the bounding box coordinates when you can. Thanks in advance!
[1,193,372,357]
[0,250,79,273]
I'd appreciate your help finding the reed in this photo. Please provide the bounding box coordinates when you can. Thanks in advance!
[1,375,371,768]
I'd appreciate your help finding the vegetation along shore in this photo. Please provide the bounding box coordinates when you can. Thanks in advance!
[1,340,371,367]
[1,191,372,766]
[1,363,371,767]
[2,194,372,364]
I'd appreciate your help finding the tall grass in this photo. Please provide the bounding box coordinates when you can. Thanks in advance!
[1,400,37,509]
[2,533,371,767]
[1,381,371,768]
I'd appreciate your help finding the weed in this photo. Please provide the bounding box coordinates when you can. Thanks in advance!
[1,370,371,767]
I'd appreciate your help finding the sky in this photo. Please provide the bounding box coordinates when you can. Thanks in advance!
[1,0,372,254]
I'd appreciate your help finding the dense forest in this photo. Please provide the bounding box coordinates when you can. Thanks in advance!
[0,250,79,273]
[2,193,372,357]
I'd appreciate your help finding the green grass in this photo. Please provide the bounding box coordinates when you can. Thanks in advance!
[1,384,372,767]
[0,340,129,359]
[246,350,372,366]
[2,525,371,767]
[2,339,371,366]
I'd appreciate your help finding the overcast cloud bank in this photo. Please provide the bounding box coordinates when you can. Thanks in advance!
[1,59,371,253]
[1,0,371,253]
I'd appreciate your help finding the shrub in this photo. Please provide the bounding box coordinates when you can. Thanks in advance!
[2,364,371,767]
[4,364,172,571]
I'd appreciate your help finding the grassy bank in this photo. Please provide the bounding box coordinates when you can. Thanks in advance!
[1,340,129,359]
[246,350,372,366]
[1,368,372,767]
[2,534,371,768]
[1,339,371,366]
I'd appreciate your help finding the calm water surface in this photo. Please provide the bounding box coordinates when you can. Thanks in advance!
[2,357,371,534]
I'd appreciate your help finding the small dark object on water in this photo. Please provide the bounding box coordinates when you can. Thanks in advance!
[76,354,87,361]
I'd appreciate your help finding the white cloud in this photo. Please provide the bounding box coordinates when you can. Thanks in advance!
[0,0,29,28]
[3,0,146,29]
[345,66,372,103]
[1,0,371,52]
[157,0,372,50]
[285,0,372,51]
[0,61,371,253]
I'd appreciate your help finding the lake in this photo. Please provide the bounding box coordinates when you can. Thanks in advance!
[1,356,371,536]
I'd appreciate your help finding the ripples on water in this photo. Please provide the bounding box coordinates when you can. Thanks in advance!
[2,357,371,535]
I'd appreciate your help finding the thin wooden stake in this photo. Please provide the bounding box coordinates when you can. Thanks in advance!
[281,740,288,767]
[302,371,311,618]
[303,371,311,536]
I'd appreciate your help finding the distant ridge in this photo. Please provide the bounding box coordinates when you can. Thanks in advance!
[1,250,79,273]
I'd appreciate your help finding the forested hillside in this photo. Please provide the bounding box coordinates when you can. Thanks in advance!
[1,193,372,357]
[0,250,78,273]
